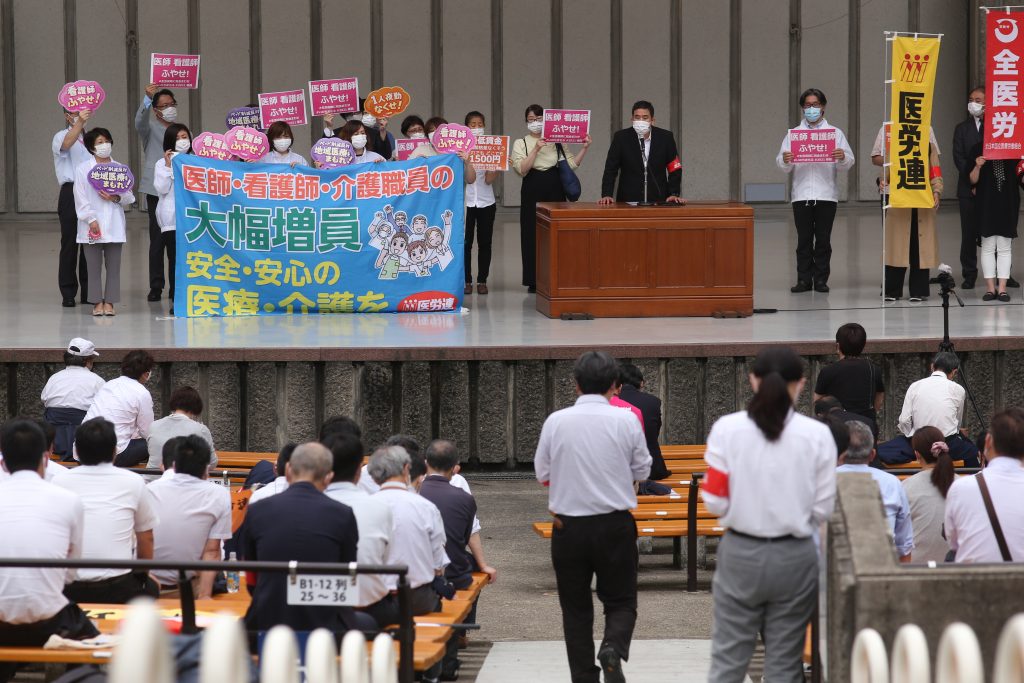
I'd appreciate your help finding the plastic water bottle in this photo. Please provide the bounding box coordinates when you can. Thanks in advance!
[225,552,240,593]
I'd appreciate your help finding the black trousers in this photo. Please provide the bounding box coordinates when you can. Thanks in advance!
[163,229,177,299]
[147,194,167,293]
[885,208,930,299]
[519,168,565,288]
[551,510,638,683]
[465,204,497,284]
[791,200,838,286]
[114,438,149,467]
[0,602,99,683]
[876,433,980,468]
[958,196,979,281]
[64,571,160,605]
[58,182,88,301]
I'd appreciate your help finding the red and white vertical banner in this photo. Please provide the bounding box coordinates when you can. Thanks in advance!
[984,11,1024,158]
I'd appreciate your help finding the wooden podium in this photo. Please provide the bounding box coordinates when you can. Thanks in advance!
[535,201,754,318]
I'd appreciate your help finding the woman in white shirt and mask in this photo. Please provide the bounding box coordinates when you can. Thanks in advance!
[260,121,306,166]
[152,124,193,306]
[74,127,135,317]
[336,120,385,164]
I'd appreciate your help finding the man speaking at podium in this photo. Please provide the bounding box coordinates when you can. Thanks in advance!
[599,100,684,205]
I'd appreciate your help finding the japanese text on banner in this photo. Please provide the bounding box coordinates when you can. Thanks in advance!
[984,12,1024,159]
[888,35,940,208]
[172,154,465,316]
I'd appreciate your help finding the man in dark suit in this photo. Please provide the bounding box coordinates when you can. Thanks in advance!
[617,362,669,482]
[242,442,374,641]
[953,86,985,289]
[599,100,683,205]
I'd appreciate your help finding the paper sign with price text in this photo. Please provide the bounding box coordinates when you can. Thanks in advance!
[467,135,510,171]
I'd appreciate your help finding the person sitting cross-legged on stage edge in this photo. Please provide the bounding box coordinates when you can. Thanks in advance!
[876,352,979,467]
[0,419,99,683]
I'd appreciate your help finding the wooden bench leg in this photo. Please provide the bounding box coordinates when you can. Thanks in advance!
[673,537,682,570]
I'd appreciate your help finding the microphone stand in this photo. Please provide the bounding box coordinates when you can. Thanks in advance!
[638,134,654,206]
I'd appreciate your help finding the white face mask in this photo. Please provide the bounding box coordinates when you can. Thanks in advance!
[273,137,292,152]
[351,134,368,150]
[470,126,485,137]
[527,120,543,134]
[174,138,191,153]
[409,132,427,139]
[968,101,984,118]
[633,120,651,136]
[93,142,112,158]
[160,106,178,122]
[361,114,377,128]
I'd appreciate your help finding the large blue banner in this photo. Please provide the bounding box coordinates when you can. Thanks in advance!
[172,154,464,316]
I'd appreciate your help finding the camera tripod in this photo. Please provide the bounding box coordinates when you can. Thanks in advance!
[938,284,985,428]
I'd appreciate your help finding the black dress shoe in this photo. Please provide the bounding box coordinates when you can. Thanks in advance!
[1008,277,1020,288]
[147,290,161,302]
[62,298,76,307]
[814,282,830,293]
[527,285,536,293]
[961,278,976,289]
[598,648,626,683]
[790,281,812,293]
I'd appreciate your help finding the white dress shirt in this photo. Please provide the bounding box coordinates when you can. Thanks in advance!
[0,471,83,624]
[775,118,855,203]
[52,128,93,185]
[702,411,836,538]
[534,394,652,517]
[73,158,136,244]
[465,172,495,208]
[147,473,232,587]
[249,476,288,505]
[259,150,307,166]
[325,481,393,606]
[898,372,966,438]
[153,157,177,231]
[52,463,159,581]
[374,481,448,590]
[83,376,155,455]
[145,413,218,472]
[0,455,67,483]
[41,366,106,411]
[946,457,1024,563]
[837,464,914,557]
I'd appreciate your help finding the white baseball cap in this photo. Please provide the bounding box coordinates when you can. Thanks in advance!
[66,338,99,357]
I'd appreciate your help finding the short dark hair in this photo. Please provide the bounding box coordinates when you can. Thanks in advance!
[320,415,362,443]
[168,386,203,415]
[84,128,113,154]
[385,434,421,459]
[932,352,960,374]
[631,100,654,117]
[990,408,1024,459]
[325,433,364,482]
[835,323,867,356]
[524,104,543,120]
[409,454,428,481]
[163,435,186,470]
[799,88,827,107]
[121,350,155,380]
[573,351,619,395]
[618,362,644,389]
[464,111,485,126]
[813,395,843,418]
[424,116,447,134]
[425,440,460,472]
[174,435,212,478]
[162,123,192,153]
[63,352,89,367]
[1,419,47,473]
[31,417,56,453]
[337,119,364,142]
[153,89,175,107]
[276,442,297,476]
[970,85,985,96]
[819,414,850,457]
[400,115,425,136]
[266,120,294,142]
[75,417,117,465]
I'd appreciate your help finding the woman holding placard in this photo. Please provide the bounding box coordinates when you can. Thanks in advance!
[153,123,193,306]
[464,111,499,296]
[74,128,135,317]
[512,104,591,293]
[337,121,385,165]
[260,121,306,166]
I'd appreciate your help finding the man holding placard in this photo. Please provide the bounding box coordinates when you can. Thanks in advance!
[52,107,93,307]
[599,100,683,205]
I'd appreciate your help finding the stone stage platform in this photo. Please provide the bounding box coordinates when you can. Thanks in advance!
[3,205,1023,462]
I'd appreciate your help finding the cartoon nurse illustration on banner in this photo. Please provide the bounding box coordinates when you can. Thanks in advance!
[369,205,455,280]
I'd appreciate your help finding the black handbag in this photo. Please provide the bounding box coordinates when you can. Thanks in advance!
[554,143,582,201]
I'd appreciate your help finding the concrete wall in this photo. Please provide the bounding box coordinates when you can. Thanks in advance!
[2,347,1006,462]
[0,0,978,214]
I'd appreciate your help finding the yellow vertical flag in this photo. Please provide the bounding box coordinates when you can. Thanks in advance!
[888,36,940,208]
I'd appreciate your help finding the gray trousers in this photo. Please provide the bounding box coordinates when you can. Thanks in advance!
[83,242,123,304]
[708,532,817,683]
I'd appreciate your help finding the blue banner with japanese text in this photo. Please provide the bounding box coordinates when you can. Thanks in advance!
[172,154,464,316]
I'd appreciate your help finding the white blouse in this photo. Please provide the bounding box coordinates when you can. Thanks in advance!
[259,150,307,166]
[74,158,135,244]
[153,157,176,232]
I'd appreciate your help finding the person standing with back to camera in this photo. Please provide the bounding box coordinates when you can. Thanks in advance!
[776,88,855,295]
